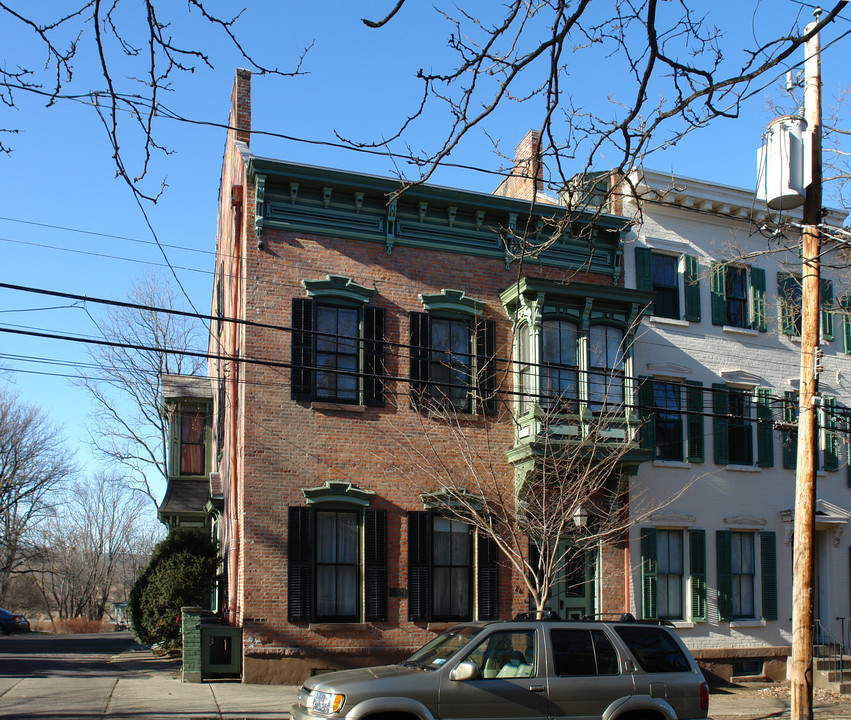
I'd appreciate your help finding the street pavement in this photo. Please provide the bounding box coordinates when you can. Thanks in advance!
[1,631,851,719]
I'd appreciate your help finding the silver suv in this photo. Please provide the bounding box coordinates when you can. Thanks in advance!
[291,616,709,720]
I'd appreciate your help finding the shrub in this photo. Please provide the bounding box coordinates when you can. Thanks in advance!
[129,527,216,646]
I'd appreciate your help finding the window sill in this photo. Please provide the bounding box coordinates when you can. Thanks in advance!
[311,402,367,413]
[653,460,692,469]
[730,619,767,628]
[725,464,760,473]
[308,622,369,630]
[649,316,690,328]
[670,621,695,629]
[722,325,759,337]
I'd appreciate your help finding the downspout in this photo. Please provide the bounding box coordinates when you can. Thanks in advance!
[228,186,243,625]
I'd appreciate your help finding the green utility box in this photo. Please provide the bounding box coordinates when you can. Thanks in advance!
[181,606,242,682]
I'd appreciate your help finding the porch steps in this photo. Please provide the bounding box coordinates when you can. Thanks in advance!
[814,656,851,694]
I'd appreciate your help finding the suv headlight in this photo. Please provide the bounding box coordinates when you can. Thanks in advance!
[311,690,345,715]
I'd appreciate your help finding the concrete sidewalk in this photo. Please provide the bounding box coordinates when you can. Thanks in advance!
[708,682,851,719]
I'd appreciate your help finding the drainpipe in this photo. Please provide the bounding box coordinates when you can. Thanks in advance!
[228,183,243,626]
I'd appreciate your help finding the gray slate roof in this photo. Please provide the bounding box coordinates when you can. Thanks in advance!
[161,374,212,401]
[158,478,209,516]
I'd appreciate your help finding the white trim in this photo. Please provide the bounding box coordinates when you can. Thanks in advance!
[670,621,695,629]
[730,619,767,629]
[649,511,696,528]
[648,316,690,328]
[653,460,692,470]
[724,515,767,530]
[722,325,760,337]
[724,464,761,473]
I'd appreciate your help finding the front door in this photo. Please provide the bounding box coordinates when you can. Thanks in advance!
[550,543,596,620]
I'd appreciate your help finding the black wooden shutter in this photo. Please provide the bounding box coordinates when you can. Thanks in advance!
[760,531,778,621]
[688,529,707,622]
[712,383,730,465]
[716,530,733,622]
[407,512,431,621]
[750,267,767,332]
[638,377,655,455]
[409,313,430,409]
[477,533,499,620]
[476,317,497,415]
[683,255,701,322]
[291,299,315,401]
[640,528,657,620]
[287,506,313,622]
[756,388,774,468]
[635,247,653,293]
[364,509,387,622]
[710,262,726,326]
[363,307,386,408]
[685,381,704,463]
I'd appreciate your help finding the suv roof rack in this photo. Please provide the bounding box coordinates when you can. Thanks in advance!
[512,611,562,621]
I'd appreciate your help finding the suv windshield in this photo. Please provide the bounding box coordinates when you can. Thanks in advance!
[404,625,482,670]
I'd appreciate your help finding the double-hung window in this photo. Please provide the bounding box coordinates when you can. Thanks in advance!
[710,263,766,331]
[712,384,773,468]
[778,272,834,341]
[291,277,385,407]
[635,247,701,322]
[639,378,704,463]
[541,319,579,412]
[179,411,206,475]
[407,511,499,622]
[589,325,624,412]
[656,530,683,620]
[287,488,387,624]
[640,528,706,622]
[716,529,777,622]
[409,290,496,415]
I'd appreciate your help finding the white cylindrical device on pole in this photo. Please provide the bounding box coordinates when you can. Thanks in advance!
[756,115,807,210]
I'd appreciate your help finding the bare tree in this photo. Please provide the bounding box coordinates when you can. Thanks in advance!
[356,2,849,208]
[0,2,309,200]
[31,472,154,621]
[0,388,75,604]
[78,271,205,506]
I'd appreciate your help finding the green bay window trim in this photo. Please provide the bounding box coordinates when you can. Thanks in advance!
[409,313,497,415]
[407,511,498,622]
[841,296,851,353]
[291,298,386,406]
[640,528,706,622]
[287,506,387,623]
[635,248,701,322]
[710,263,766,331]
[638,378,704,463]
[778,273,834,341]
[169,407,210,477]
[716,530,776,622]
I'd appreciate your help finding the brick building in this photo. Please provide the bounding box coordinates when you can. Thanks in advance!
[208,70,651,683]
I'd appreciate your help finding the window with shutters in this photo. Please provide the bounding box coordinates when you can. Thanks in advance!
[640,527,706,623]
[712,385,773,468]
[709,263,766,331]
[778,272,834,341]
[409,290,495,416]
[716,530,777,622]
[287,491,386,624]
[291,277,385,407]
[407,511,498,623]
[635,247,701,322]
[639,378,704,463]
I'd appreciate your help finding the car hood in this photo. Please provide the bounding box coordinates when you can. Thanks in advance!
[305,664,427,693]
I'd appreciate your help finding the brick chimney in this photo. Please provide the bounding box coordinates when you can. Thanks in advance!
[493,129,543,201]
[230,68,251,146]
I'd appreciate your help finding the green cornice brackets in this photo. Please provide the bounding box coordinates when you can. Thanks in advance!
[303,480,375,507]
[386,200,397,254]
[420,486,483,511]
[254,174,266,240]
[612,236,624,286]
[419,289,485,317]
[303,275,375,305]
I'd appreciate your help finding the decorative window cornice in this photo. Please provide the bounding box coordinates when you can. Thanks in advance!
[723,515,766,531]
[418,289,485,317]
[420,487,483,511]
[302,480,374,506]
[302,275,374,305]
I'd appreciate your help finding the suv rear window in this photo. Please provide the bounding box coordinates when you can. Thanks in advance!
[550,629,619,676]
[614,626,690,673]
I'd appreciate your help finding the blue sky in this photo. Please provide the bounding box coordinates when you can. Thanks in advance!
[1,1,849,507]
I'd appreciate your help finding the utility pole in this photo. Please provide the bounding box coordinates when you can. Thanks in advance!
[790,10,823,720]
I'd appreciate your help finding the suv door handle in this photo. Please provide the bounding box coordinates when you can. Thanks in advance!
[528,685,546,693]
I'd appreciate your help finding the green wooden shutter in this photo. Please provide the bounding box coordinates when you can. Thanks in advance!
[476,317,497,415]
[841,296,851,354]
[640,528,657,620]
[689,529,707,622]
[638,377,656,455]
[477,533,499,621]
[635,247,653,293]
[287,507,313,623]
[409,312,430,410]
[823,396,839,471]
[363,307,386,408]
[821,278,834,342]
[751,267,767,332]
[407,512,431,621]
[756,388,774,468]
[364,509,387,622]
[716,530,733,622]
[710,262,726,326]
[685,381,704,463]
[683,255,701,322]
[783,392,799,469]
[777,273,796,336]
[291,298,315,400]
[760,531,777,621]
[713,383,729,465]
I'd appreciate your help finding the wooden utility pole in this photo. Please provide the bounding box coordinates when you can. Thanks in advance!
[790,12,822,720]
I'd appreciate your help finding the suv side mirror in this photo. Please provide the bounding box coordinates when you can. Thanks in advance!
[449,661,480,682]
